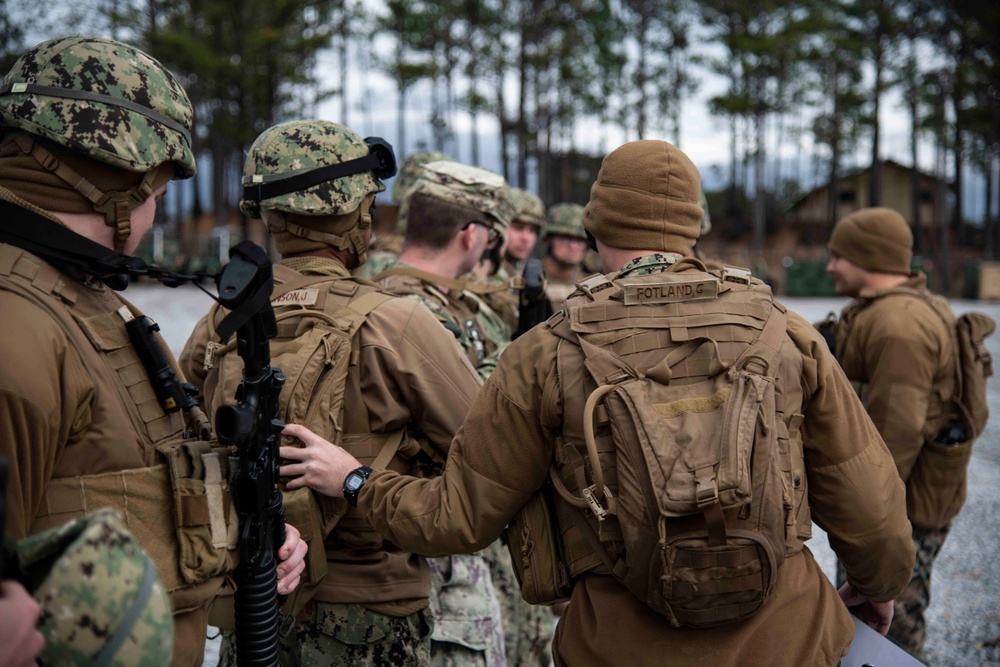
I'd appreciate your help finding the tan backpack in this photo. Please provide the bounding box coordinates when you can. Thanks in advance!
[950,311,994,442]
[844,290,994,444]
[203,271,399,615]
[549,275,791,628]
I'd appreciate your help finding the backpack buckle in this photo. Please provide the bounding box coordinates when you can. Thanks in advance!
[694,466,718,509]
[720,267,752,286]
[582,484,615,521]
[576,274,613,298]
[203,341,224,371]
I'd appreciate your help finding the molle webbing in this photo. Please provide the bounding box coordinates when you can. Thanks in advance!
[29,460,235,597]
[0,244,186,445]
[547,268,796,584]
[374,265,515,297]
[208,266,397,444]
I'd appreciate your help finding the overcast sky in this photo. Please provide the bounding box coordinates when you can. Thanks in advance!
[301,23,996,223]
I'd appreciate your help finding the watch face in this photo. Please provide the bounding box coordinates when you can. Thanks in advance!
[346,474,363,492]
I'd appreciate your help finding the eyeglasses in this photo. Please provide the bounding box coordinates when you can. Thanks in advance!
[464,220,501,245]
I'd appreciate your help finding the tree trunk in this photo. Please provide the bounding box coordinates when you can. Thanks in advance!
[753,110,766,264]
[937,134,950,294]
[985,151,994,261]
[397,86,407,160]
[338,18,349,124]
[470,73,480,166]
[908,49,922,254]
[516,2,529,187]
[636,14,649,140]
[395,20,407,157]
[952,122,964,244]
[868,46,883,206]
[496,54,511,183]
[910,118,922,255]
[728,113,738,214]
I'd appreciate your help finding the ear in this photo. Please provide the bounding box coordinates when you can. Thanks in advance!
[458,222,477,250]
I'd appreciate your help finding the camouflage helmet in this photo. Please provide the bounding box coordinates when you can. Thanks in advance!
[509,187,545,228]
[401,161,516,235]
[241,119,395,219]
[544,202,586,240]
[0,36,195,178]
[392,150,453,203]
[18,509,173,666]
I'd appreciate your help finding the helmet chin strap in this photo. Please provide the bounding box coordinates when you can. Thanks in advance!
[13,134,157,253]
[263,194,375,266]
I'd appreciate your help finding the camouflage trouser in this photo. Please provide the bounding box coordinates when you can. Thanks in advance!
[428,554,506,667]
[481,541,554,667]
[887,524,951,662]
[218,603,432,666]
[836,523,951,663]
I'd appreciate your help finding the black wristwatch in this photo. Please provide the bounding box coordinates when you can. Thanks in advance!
[343,465,373,507]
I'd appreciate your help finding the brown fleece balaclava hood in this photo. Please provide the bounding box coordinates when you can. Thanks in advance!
[583,140,704,254]
[828,207,913,275]
[0,134,173,252]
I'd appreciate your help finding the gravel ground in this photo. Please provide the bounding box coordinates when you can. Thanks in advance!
[124,285,1000,667]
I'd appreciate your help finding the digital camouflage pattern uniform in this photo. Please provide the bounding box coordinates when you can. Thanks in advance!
[357,151,454,280]
[17,509,174,667]
[541,203,587,310]
[487,187,546,332]
[422,173,554,667]
[378,161,516,382]
[376,161,520,666]
[184,121,485,667]
[830,273,960,662]
[0,37,233,667]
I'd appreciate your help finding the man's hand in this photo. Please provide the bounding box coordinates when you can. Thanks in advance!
[838,582,894,636]
[276,523,307,595]
[280,423,362,498]
[0,580,45,667]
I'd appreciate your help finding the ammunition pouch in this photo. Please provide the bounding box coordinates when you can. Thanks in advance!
[32,439,239,613]
[906,437,974,530]
[502,483,572,606]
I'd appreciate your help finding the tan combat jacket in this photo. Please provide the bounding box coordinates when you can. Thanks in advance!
[540,256,580,312]
[376,261,510,380]
[356,257,915,666]
[834,274,960,529]
[0,188,229,667]
[181,257,482,615]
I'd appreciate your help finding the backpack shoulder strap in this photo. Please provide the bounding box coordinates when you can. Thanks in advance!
[733,300,787,377]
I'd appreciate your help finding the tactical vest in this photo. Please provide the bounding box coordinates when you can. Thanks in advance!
[203,263,439,607]
[506,263,813,622]
[0,244,237,614]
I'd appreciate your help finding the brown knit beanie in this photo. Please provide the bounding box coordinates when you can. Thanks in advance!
[583,140,703,253]
[828,207,912,275]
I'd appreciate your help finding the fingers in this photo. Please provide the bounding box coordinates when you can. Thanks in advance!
[277,559,305,584]
[279,524,301,560]
[282,423,320,444]
[276,526,308,595]
[836,582,862,607]
[279,446,305,460]
[0,581,46,666]
[872,600,894,636]
[277,574,300,596]
[279,462,307,478]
